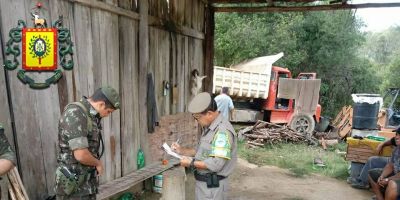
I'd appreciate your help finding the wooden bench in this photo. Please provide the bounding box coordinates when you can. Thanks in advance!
[97,159,179,199]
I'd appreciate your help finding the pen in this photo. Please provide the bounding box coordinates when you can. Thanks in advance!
[176,137,180,144]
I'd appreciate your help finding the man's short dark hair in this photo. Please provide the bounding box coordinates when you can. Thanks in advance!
[90,88,116,109]
[222,87,229,94]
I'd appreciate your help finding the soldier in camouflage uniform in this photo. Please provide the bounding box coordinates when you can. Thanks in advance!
[55,86,120,199]
[0,123,16,176]
[172,92,237,200]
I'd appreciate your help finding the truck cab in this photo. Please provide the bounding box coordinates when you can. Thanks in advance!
[262,67,321,128]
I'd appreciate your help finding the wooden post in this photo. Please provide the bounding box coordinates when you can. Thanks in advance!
[162,167,186,200]
[204,5,214,93]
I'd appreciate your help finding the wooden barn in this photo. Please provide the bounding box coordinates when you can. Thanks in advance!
[0,0,209,199]
[1,0,399,199]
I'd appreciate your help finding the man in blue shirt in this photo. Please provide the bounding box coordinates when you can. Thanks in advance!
[214,87,234,120]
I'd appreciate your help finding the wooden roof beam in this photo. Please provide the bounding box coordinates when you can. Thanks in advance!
[214,3,400,12]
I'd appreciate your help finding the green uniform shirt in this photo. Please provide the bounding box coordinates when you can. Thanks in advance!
[55,97,102,196]
[0,124,16,165]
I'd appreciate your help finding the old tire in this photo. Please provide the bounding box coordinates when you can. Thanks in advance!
[289,114,315,134]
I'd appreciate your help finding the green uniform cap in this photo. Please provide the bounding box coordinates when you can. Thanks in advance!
[188,92,211,114]
[101,86,120,109]
[0,123,3,129]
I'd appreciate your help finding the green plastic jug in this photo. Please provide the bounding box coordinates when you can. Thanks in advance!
[137,148,145,169]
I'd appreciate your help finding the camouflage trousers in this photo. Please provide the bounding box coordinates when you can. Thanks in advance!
[56,194,96,200]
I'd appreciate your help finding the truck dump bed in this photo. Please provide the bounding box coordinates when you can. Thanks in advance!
[213,66,270,99]
[212,53,283,99]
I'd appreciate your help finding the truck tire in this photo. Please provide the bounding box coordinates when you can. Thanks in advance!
[289,114,315,134]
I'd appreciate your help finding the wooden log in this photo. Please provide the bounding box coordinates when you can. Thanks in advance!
[8,187,17,200]
[248,141,264,147]
[7,168,25,200]
[12,168,29,200]
[162,167,186,200]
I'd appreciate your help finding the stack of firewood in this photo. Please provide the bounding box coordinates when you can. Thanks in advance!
[239,120,310,147]
[7,167,29,200]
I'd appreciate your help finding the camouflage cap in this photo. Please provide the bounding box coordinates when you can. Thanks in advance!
[101,86,120,109]
[0,123,3,130]
[188,92,211,114]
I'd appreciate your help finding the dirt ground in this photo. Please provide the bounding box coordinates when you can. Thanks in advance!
[228,158,373,200]
[144,158,373,200]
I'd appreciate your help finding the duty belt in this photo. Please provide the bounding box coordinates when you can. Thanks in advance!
[194,171,226,182]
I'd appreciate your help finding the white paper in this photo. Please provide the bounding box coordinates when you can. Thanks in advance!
[162,142,183,159]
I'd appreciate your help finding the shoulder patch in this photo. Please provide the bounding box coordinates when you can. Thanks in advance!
[210,131,231,159]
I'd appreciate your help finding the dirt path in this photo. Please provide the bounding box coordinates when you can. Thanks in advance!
[228,158,373,200]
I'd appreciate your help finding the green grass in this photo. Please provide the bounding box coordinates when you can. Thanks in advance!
[238,141,349,180]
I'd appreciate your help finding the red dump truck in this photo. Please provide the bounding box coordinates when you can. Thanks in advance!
[213,53,321,134]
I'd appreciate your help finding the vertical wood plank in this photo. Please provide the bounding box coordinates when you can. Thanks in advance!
[177,0,185,26]
[73,4,94,98]
[94,10,121,183]
[176,35,185,112]
[0,18,15,151]
[183,36,189,107]
[138,0,149,164]
[107,12,121,181]
[170,33,177,114]
[163,30,170,115]
[0,12,12,200]
[153,28,161,117]
[204,5,214,93]
[105,0,118,7]
[184,0,192,28]
[119,17,140,175]
[170,0,178,24]
[118,0,132,10]
[198,1,205,32]
[192,0,198,31]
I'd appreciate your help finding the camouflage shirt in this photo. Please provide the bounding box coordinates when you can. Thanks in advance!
[0,124,16,165]
[56,97,102,196]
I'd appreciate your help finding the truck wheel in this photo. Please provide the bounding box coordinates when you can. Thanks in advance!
[289,114,315,134]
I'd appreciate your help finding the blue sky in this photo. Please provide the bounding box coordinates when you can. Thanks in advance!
[351,0,400,32]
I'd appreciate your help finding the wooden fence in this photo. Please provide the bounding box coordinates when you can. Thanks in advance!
[0,0,206,198]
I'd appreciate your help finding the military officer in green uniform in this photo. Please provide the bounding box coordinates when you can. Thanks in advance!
[172,92,237,200]
[0,123,16,176]
[55,86,120,199]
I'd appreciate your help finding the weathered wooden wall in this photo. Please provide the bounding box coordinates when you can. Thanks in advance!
[0,0,206,198]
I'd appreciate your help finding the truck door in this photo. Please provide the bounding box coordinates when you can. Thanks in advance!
[275,72,290,109]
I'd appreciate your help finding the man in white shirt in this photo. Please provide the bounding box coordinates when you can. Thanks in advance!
[215,87,234,120]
